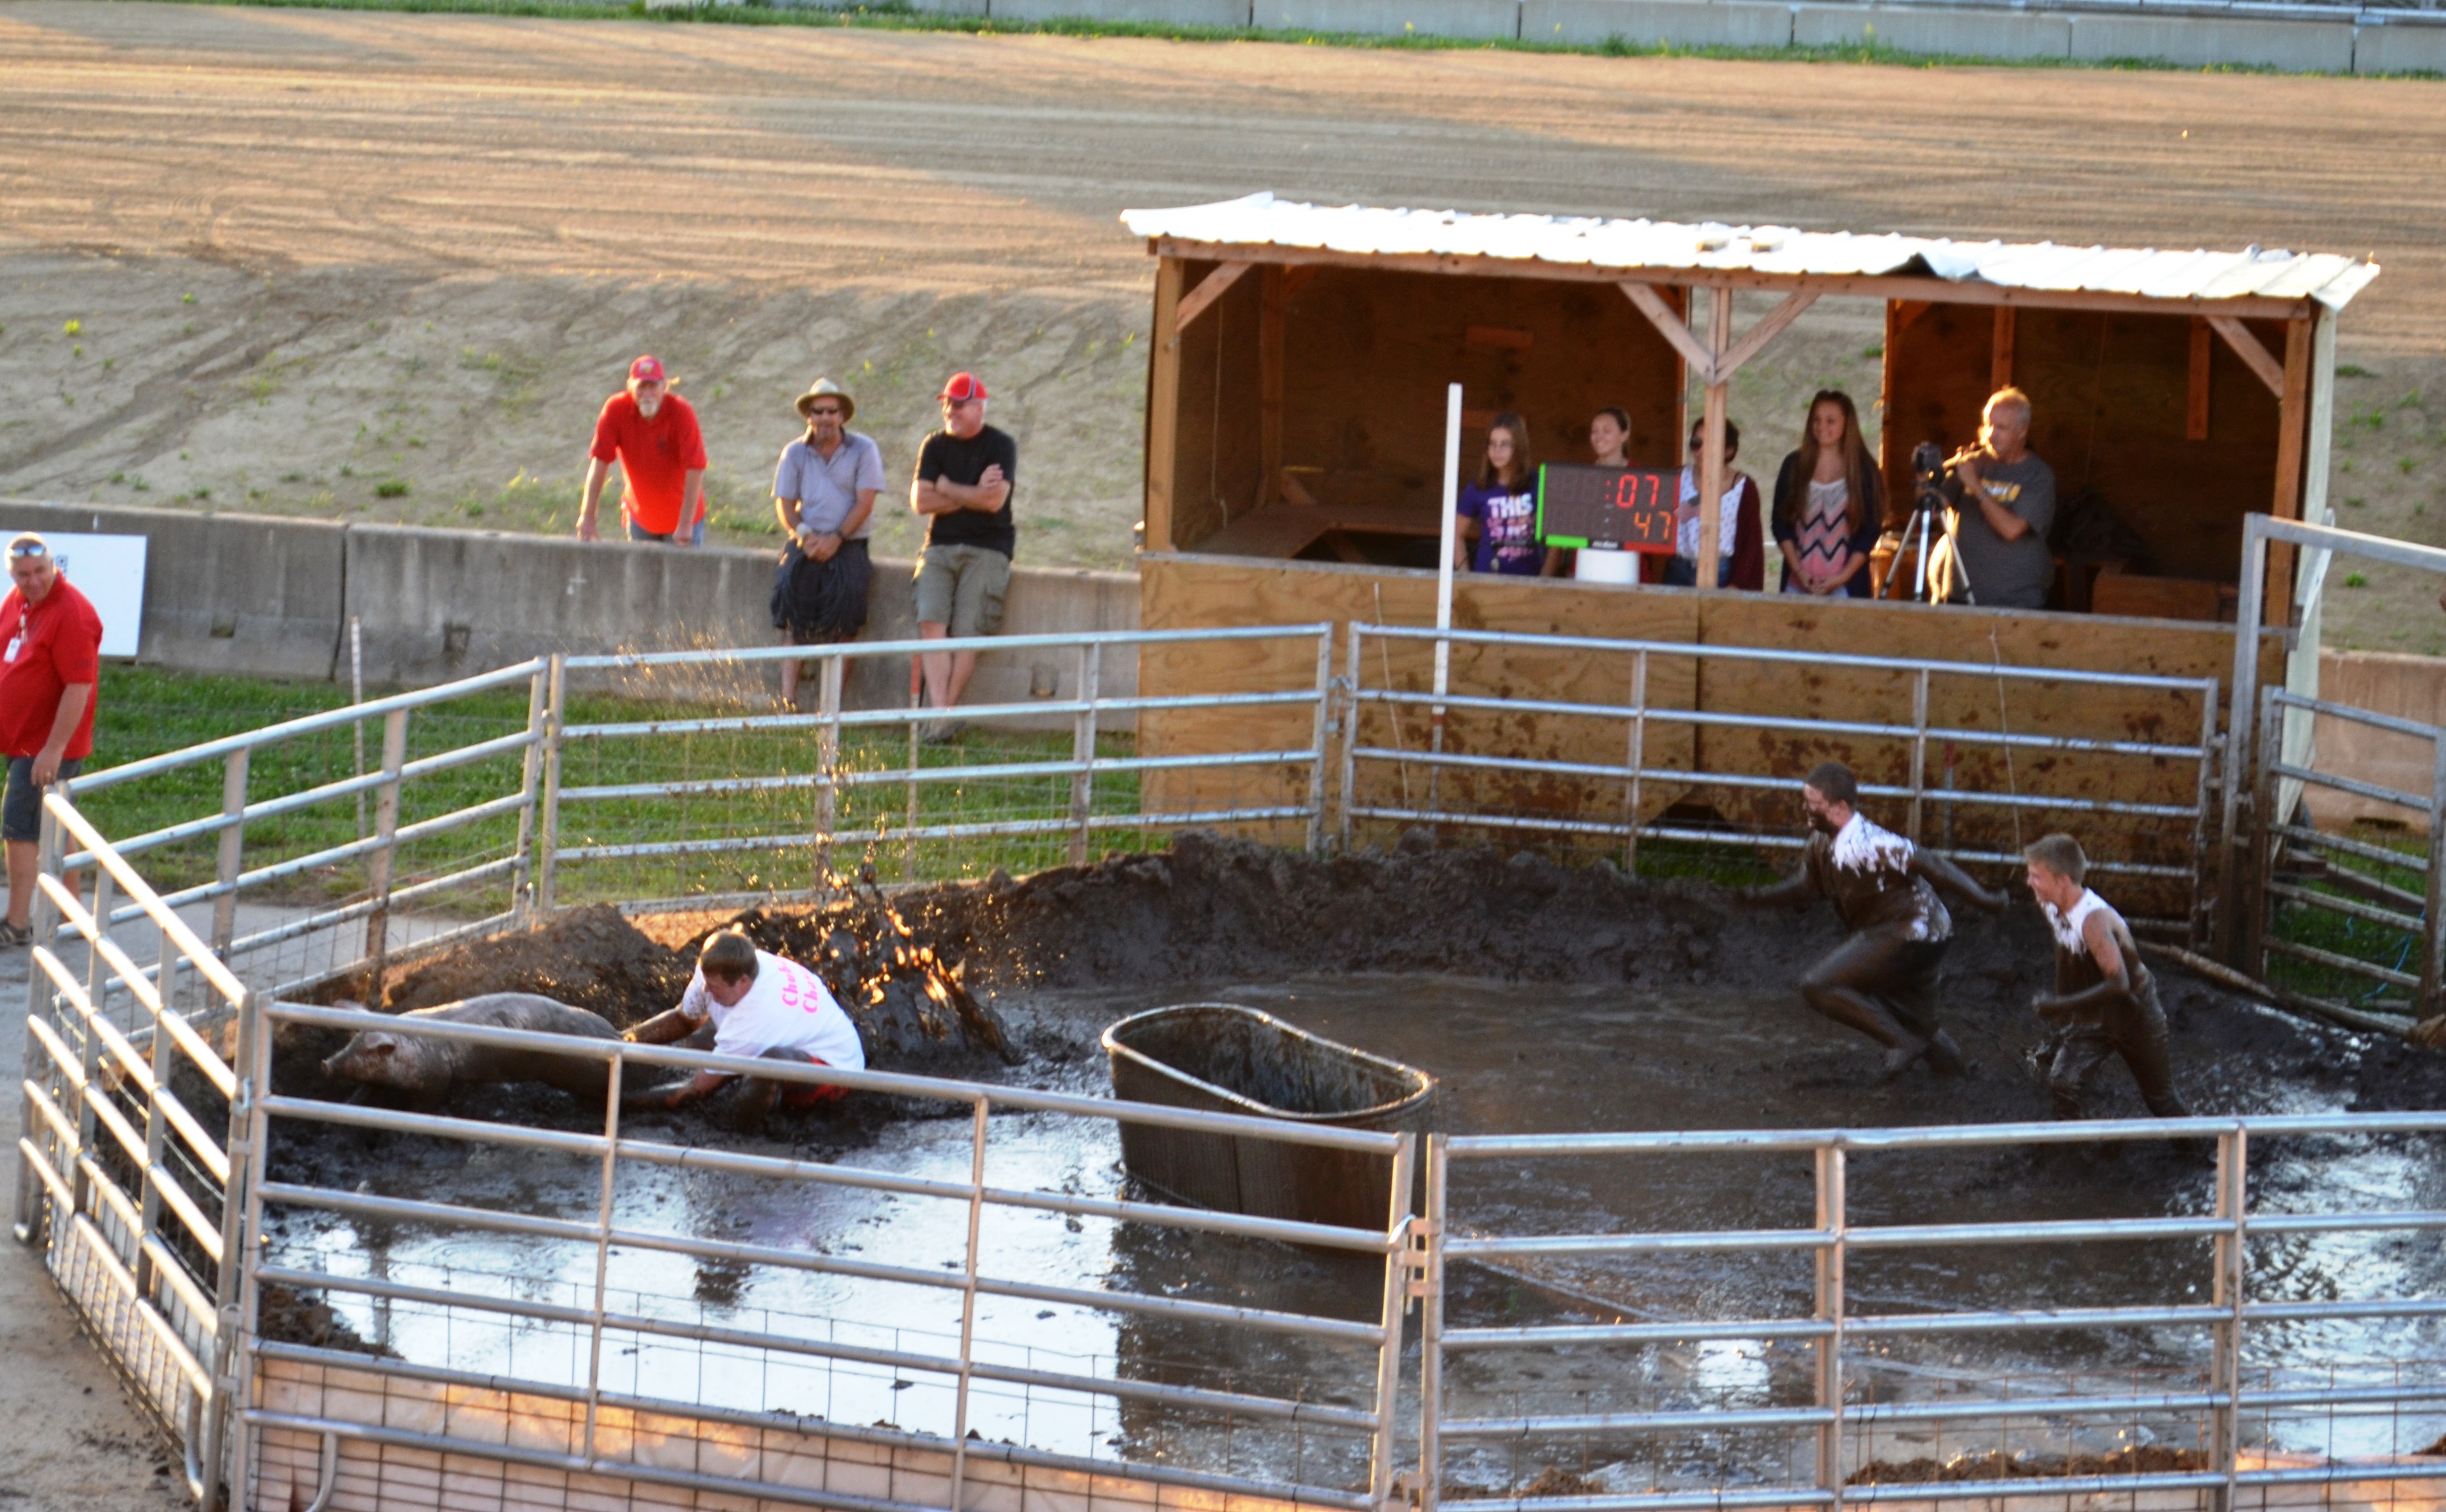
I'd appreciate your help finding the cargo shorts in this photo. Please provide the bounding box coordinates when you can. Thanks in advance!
[914,543,1011,639]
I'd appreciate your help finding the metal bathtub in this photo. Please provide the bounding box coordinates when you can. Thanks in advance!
[1102,1003,1435,1234]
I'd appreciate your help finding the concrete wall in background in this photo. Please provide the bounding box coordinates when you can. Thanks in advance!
[0,501,1141,717]
[868,0,2446,73]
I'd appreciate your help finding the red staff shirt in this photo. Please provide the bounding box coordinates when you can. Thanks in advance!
[0,575,102,760]
[589,391,708,536]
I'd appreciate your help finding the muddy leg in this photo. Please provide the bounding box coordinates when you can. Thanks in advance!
[2046,1031,2115,1121]
[1801,933,1928,1076]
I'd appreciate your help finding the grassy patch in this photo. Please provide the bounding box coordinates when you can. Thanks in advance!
[2263,822,2433,1013]
[73,665,1160,914]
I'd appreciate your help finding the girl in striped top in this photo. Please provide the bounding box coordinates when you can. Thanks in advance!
[1772,391,1884,598]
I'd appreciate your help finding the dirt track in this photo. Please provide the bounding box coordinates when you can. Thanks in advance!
[0,2,2442,639]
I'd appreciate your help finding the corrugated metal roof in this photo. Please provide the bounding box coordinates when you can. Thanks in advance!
[1121,193,2380,310]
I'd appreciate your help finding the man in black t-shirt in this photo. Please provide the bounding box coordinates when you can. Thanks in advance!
[910,372,1017,742]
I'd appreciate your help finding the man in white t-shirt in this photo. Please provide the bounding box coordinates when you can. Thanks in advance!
[624,930,866,1116]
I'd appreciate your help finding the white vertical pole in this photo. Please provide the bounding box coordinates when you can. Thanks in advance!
[1431,383,1461,764]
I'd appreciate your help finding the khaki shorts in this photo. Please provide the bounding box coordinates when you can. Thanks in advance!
[914,544,1011,638]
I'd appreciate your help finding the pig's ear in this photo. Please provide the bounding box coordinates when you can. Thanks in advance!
[364,1033,398,1057]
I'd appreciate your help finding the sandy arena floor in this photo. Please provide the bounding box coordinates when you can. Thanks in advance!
[0,3,2442,637]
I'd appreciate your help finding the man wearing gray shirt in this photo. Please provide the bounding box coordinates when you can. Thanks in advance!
[771,378,884,707]
[1942,387,2057,610]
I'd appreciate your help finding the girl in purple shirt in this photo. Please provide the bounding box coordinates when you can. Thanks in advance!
[1455,412,1550,576]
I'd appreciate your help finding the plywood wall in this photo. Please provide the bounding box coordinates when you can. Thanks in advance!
[1882,304,2287,586]
[1159,265,1687,551]
[1141,553,2281,918]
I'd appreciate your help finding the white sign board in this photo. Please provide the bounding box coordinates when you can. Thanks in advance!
[36,533,147,660]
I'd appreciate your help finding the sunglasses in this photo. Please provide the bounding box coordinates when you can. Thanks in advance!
[7,542,47,559]
[807,406,843,417]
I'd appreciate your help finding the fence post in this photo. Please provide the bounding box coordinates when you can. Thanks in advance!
[1624,651,1649,875]
[197,988,264,1512]
[537,654,565,918]
[2243,688,2281,983]
[1069,643,1101,868]
[210,748,250,965]
[2219,522,2270,966]
[1416,1134,1447,1512]
[1814,1142,1846,1506]
[1368,1132,1416,1512]
[1339,624,1364,851]
[2422,737,2446,1021]
[949,1094,990,1512]
[11,797,64,1247]
[1305,630,1332,856]
[511,661,549,923]
[228,989,278,1512]
[2191,691,2222,952]
[581,1052,624,1460]
[1907,669,1930,843]
[2210,1126,2248,1512]
[817,653,845,889]
[359,709,409,1002]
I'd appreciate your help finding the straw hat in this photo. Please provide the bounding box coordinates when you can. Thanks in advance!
[794,377,856,421]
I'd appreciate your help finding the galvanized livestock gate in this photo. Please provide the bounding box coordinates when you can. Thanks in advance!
[11,609,2443,1512]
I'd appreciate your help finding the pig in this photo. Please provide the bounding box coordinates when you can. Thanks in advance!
[320,993,623,1108]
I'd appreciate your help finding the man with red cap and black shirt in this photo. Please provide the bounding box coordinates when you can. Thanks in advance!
[0,533,102,948]
[910,372,1017,742]
[577,356,710,546]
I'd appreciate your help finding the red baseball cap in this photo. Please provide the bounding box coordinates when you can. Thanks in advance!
[939,372,988,403]
[629,356,666,384]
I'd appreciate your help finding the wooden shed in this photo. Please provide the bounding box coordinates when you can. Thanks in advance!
[1121,193,2379,900]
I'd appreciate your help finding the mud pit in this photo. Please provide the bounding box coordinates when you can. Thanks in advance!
[262,834,2446,1495]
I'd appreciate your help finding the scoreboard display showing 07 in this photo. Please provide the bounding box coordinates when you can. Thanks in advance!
[1535,464,1677,553]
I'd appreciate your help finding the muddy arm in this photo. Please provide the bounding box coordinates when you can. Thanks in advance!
[625,1008,699,1045]
[2033,913,2139,1026]
[1912,850,2009,914]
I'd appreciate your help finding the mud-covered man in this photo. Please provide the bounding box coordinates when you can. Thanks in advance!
[1740,760,2008,1079]
[623,930,866,1119]
[2021,833,2189,1122]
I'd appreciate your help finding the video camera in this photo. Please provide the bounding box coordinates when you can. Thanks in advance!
[1910,441,1959,512]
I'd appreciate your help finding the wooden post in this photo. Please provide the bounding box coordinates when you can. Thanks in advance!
[1259,265,1285,509]
[1145,257,1186,554]
[1697,287,1732,589]
[2187,318,2214,442]
[1990,306,2016,393]
[210,748,249,960]
[2263,316,2314,631]
[360,709,409,1003]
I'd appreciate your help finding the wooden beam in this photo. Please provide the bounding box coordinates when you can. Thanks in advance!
[1281,264,1323,301]
[1144,257,1186,553]
[1171,260,1253,344]
[1147,238,2317,321]
[2187,317,2213,442]
[1621,282,1715,381]
[2208,315,2287,398]
[1259,265,1284,509]
[2263,315,2314,632]
[1990,306,2016,393]
[1698,287,1732,592]
[1716,291,1818,382]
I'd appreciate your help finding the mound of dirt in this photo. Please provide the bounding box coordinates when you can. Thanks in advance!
[384,904,690,1029]
[1849,1446,2210,1485]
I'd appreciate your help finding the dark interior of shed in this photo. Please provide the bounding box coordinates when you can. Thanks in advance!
[1157,258,2294,621]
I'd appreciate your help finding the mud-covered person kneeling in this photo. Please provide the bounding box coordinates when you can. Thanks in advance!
[624,930,866,1125]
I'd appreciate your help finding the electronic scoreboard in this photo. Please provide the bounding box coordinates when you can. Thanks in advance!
[1534,464,1678,553]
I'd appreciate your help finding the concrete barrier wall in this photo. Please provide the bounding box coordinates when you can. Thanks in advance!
[788,0,2446,73]
[2312,651,2446,835]
[0,500,1140,716]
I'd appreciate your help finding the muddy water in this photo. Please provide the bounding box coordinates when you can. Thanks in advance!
[268,971,2446,1495]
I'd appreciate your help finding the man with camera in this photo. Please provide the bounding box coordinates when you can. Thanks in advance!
[1928,387,2057,609]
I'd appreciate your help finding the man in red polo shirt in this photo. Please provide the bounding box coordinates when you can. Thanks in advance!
[1,533,102,948]
[576,356,709,546]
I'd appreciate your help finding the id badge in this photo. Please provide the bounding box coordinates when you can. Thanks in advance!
[3,637,17,663]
